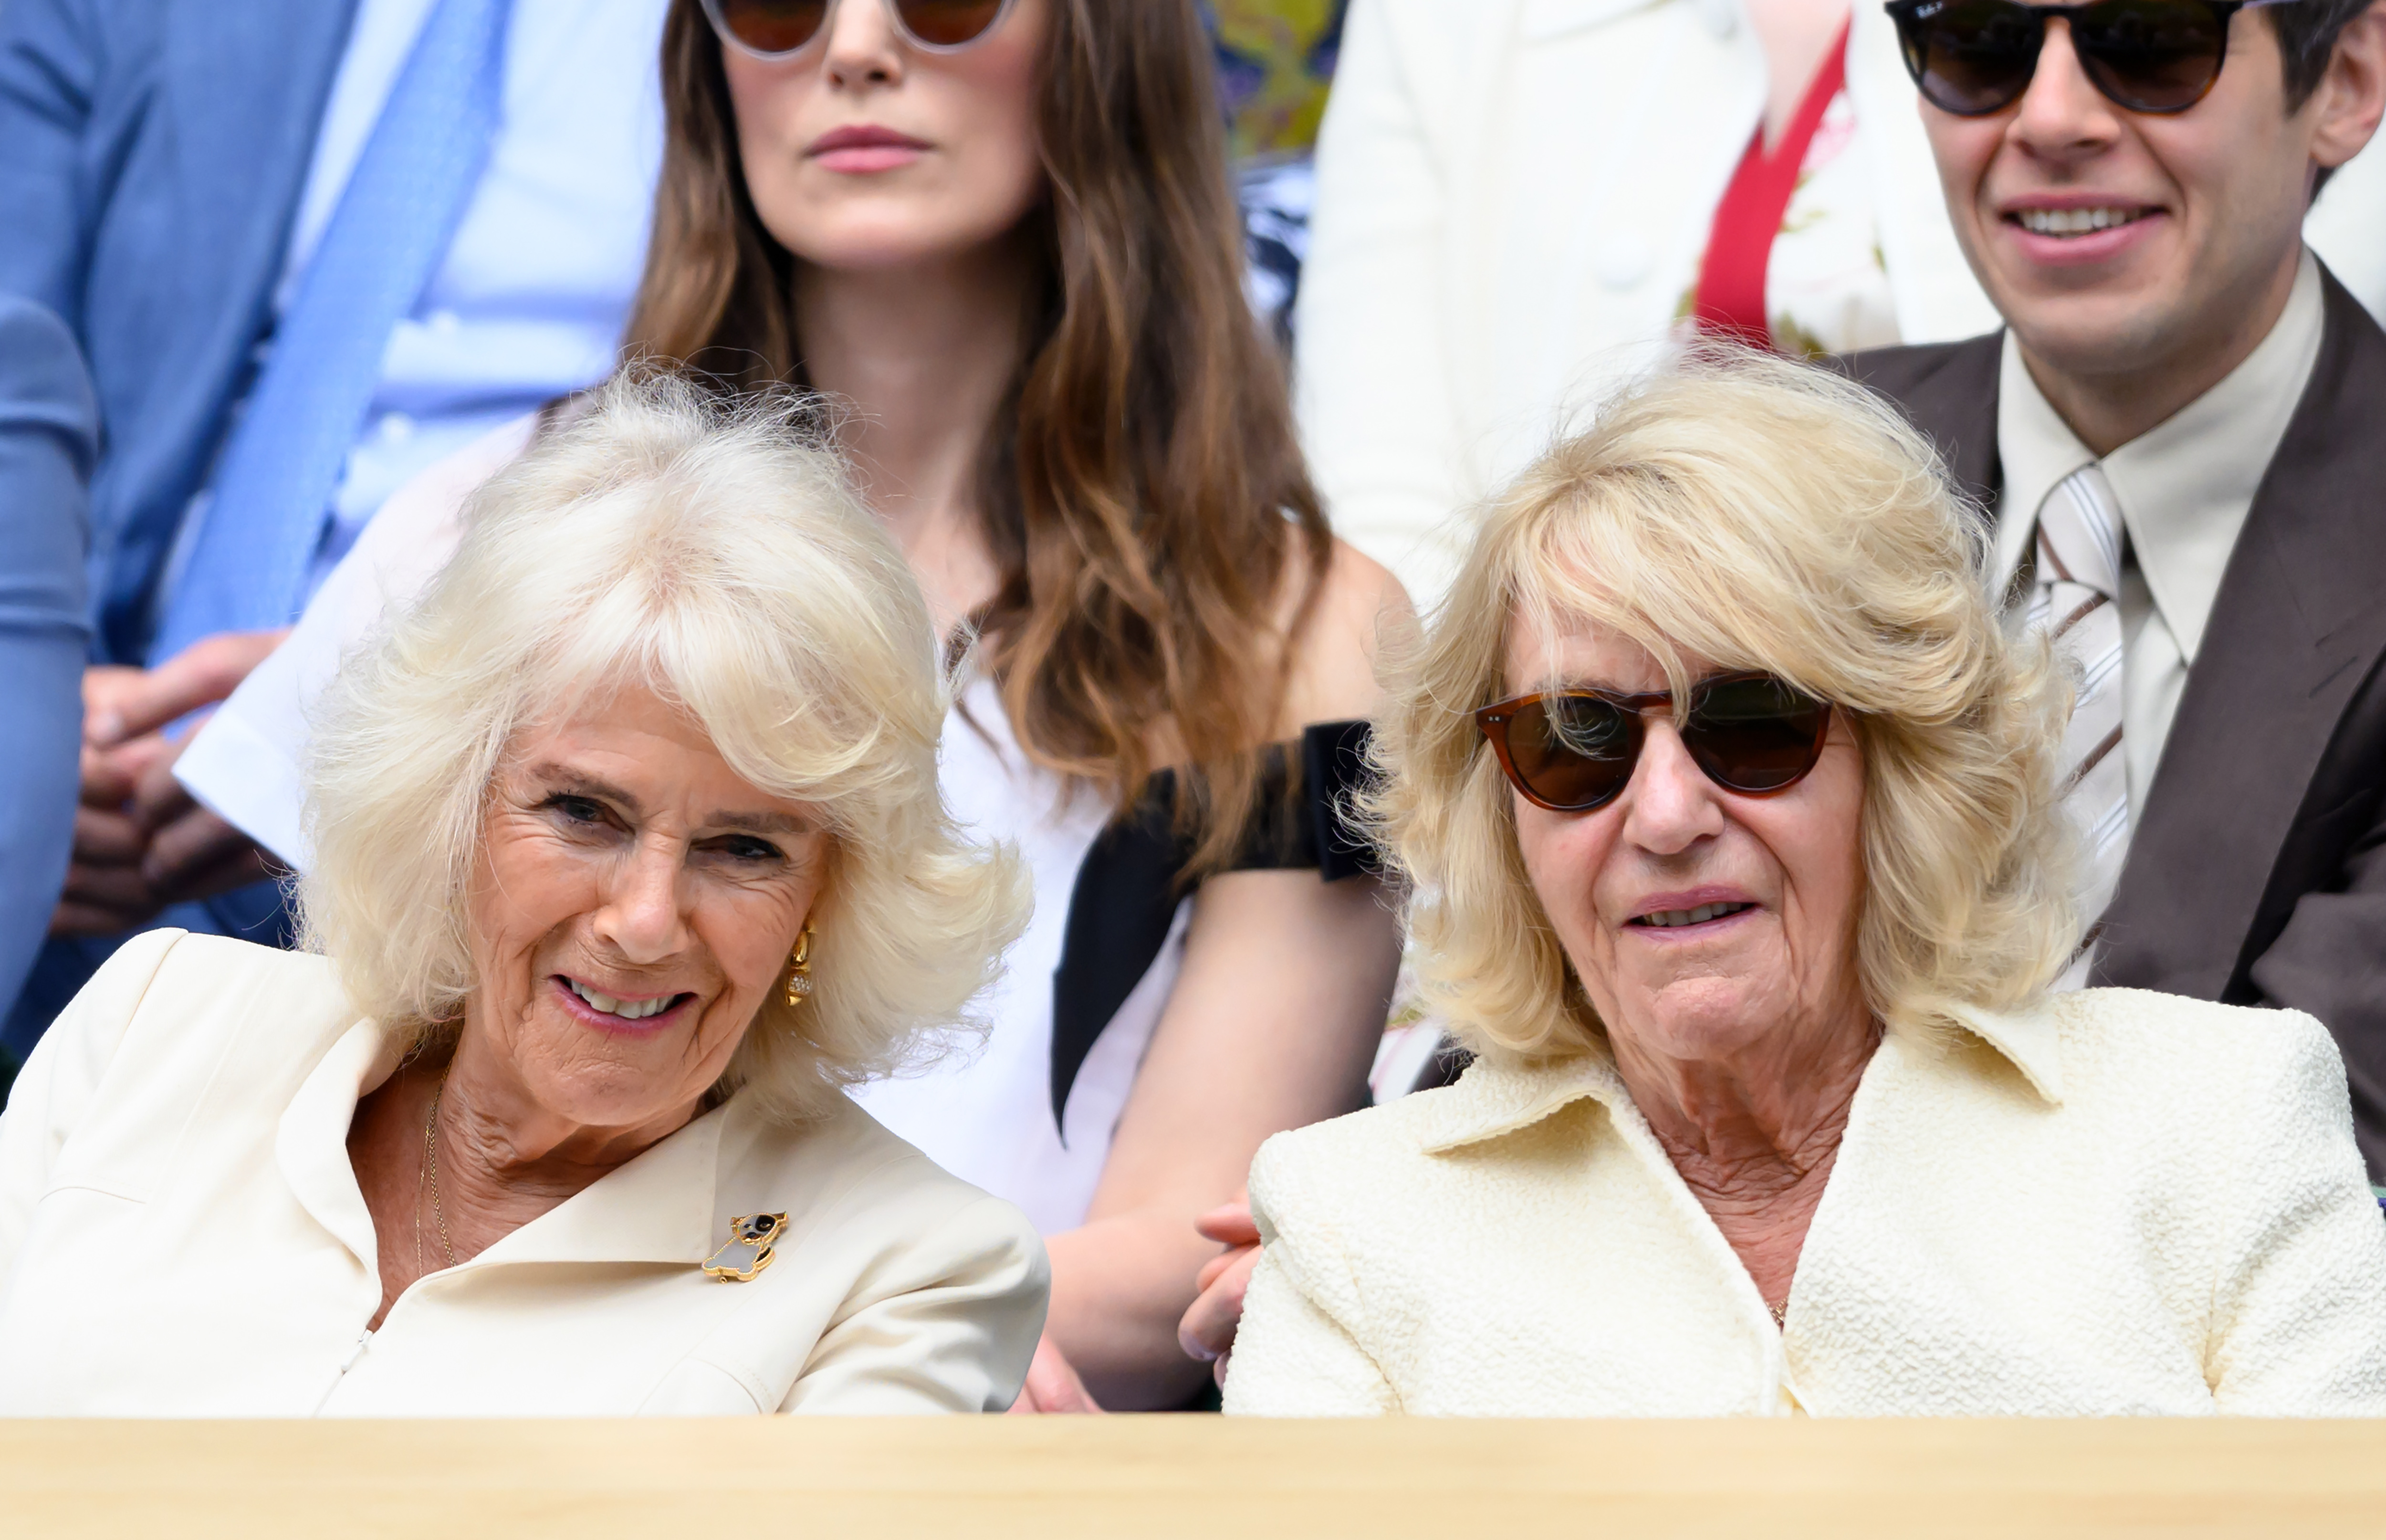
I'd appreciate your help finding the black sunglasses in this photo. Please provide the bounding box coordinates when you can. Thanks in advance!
[1885,0,2289,116]
[700,0,1015,59]
[1474,672,1835,815]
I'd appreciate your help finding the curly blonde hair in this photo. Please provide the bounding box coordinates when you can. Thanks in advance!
[1369,352,2080,1064]
[300,371,1029,1121]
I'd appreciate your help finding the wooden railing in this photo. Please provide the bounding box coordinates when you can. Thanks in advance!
[5,1415,2383,1537]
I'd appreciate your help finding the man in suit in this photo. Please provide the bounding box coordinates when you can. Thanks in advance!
[0,0,668,1062]
[1845,0,2386,1172]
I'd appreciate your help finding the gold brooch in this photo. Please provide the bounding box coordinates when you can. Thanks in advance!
[703,1212,788,1282]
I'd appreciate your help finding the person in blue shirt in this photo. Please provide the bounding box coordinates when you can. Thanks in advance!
[0,0,670,1065]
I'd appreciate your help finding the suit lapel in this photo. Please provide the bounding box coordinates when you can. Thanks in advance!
[2098,272,2386,997]
[165,0,360,358]
[1847,333,2004,517]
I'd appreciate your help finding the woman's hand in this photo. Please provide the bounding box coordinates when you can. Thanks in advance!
[1005,1332,1105,1414]
[1178,1200,1261,1386]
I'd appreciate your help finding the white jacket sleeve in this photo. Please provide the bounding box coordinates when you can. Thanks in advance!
[0,928,184,1286]
[778,1195,1049,1414]
[1220,1141,1400,1415]
[2205,1010,2386,1415]
[1292,0,1474,611]
[1221,1242,1399,1415]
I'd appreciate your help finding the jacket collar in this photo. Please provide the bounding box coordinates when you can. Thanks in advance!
[278,1017,727,1277]
[1416,1002,2065,1155]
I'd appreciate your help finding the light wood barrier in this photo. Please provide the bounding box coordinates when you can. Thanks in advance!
[6,1416,2383,1538]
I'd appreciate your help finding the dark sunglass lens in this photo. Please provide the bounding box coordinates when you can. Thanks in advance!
[2072,0,2229,112]
[895,0,1005,45]
[1903,0,2045,114]
[715,0,830,53]
[1509,695,1639,810]
[1685,677,1830,794]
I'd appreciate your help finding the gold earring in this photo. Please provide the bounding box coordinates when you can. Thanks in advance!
[784,927,815,1007]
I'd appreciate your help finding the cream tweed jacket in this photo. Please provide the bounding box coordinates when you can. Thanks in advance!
[1224,990,2386,1416]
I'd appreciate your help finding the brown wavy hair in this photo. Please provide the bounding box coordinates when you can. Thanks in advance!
[624,0,1331,872]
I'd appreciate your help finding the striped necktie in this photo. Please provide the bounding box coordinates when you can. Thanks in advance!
[2027,464,2130,951]
[148,0,516,666]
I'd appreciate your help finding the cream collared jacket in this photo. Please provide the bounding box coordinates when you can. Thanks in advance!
[1300,0,2386,608]
[1224,989,2386,1416]
[0,931,1049,1416]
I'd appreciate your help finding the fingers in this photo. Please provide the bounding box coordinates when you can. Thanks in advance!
[56,859,155,921]
[1178,1241,1261,1363]
[70,804,147,866]
[86,628,288,747]
[130,737,196,830]
[1006,1333,1104,1415]
[143,812,266,902]
[80,666,150,741]
[81,733,173,807]
[1194,1199,1260,1247]
[52,644,288,943]
[53,809,163,936]
[1192,1240,1246,1294]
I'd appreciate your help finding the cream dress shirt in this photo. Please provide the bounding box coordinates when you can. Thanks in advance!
[1993,251,2328,824]
[1224,988,2386,1416]
[0,931,1049,1416]
[1302,0,2386,610]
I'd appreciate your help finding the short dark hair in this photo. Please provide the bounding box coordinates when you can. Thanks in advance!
[2271,0,2374,107]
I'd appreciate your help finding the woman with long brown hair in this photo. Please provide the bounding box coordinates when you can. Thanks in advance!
[181,0,1406,1411]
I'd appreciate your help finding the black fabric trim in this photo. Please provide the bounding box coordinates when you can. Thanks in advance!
[1046,720,1380,1135]
[1048,792,1184,1147]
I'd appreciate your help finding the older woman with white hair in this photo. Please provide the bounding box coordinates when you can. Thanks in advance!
[0,374,1044,1415]
[1219,357,2386,1416]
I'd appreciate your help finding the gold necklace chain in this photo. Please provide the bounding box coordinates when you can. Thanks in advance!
[423,1067,458,1270]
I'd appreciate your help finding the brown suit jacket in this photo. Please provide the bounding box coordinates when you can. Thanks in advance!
[1842,267,2386,1178]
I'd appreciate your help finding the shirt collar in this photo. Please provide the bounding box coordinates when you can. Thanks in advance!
[1415,1004,2066,1155]
[1993,250,2326,663]
[1992,333,2096,593]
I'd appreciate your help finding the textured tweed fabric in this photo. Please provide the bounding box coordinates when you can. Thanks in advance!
[1225,989,2386,1416]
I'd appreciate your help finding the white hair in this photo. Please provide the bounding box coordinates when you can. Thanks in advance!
[300,371,1028,1122]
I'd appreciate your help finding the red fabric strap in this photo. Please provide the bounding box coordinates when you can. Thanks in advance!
[1693,21,1852,349]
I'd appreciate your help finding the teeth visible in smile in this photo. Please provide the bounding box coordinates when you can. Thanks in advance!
[569,980,676,1020]
[1638,901,1753,928]
[2016,206,2145,236]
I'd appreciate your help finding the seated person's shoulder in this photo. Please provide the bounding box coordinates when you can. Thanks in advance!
[1247,1079,1460,1234]
[15,932,358,1148]
[713,1096,1046,1415]
[727,1092,1043,1267]
[1829,335,1998,394]
[1275,537,1413,733]
[2055,987,2354,1128]
[85,929,346,1028]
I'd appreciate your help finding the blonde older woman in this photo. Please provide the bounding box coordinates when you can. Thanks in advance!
[0,374,1044,1415]
[1220,358,2386,1416]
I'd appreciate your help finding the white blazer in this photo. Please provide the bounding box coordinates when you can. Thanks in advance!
[0,931,1049,1416]
[1298,0,2386,607]
[1224,988,2386,1416]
